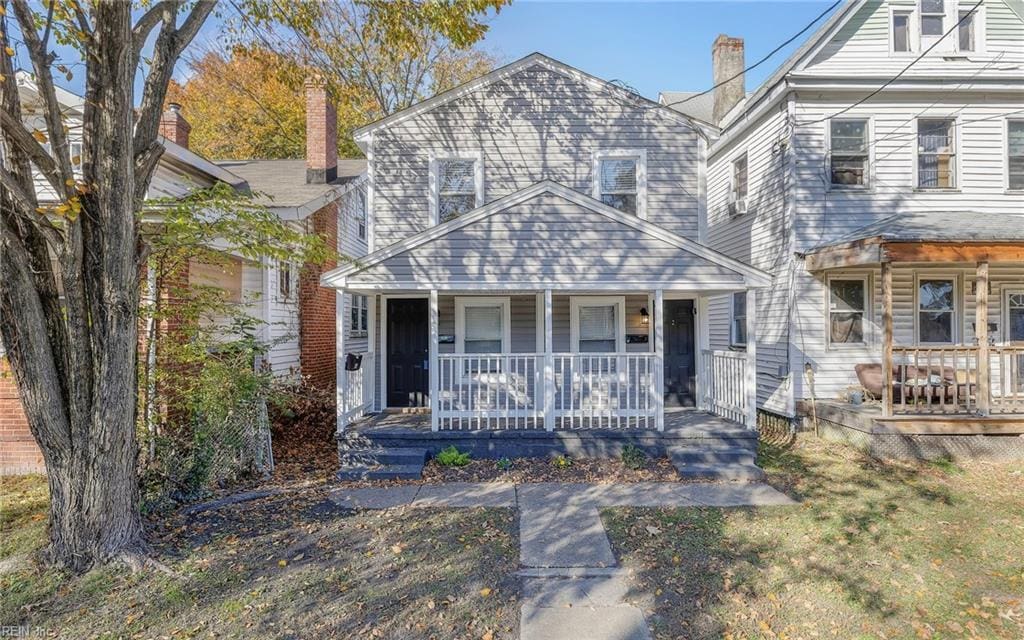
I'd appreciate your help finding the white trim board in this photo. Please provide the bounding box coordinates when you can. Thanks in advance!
[320,180,771,288]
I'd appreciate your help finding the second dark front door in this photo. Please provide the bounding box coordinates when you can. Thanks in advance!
[664,299,696,408]
[387,298,429,408]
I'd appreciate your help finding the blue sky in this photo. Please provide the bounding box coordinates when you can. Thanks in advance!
[33,1,840,102]
[476,0,840,98]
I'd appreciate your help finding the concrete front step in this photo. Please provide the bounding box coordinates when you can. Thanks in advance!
[336,463,424,481]
[668,446,756,465]
[339,447,428,466]
[672,461,766,482]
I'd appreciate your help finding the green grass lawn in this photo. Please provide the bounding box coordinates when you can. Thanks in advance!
[1,480,519,639]
[602,436,1024,640]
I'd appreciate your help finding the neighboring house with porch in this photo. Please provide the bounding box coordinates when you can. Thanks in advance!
[321,53,770,444]
[663,0,1024,457]
[0,74,368,474]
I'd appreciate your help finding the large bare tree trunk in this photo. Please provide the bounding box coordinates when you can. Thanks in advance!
[0,0,214,572]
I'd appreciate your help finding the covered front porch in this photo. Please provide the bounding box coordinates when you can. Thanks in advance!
[323,181,771,434]
[337,289,760,433]
[803,212,1024,421]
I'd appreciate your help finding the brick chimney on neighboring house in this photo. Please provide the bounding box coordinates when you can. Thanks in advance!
[159,103,191,148]
[712,35,745,125]
[305,75,337,184]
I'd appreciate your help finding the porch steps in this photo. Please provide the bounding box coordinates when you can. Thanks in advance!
[667,440,765,482]
[336,447,428,481]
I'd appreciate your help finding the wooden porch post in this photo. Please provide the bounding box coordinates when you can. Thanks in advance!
[429,290,439,432]
[336,290,347,435]
[654,289,665,432]
[882,261,894,417]
[745,288,757,429]
[543,289,555,431]
[976,261,991,416]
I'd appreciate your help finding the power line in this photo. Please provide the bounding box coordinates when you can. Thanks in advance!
[663,0,843,111]
[796,0,985,127]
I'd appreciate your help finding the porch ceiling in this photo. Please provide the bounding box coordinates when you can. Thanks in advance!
[804,211,1024,271]
[322,181,769,292]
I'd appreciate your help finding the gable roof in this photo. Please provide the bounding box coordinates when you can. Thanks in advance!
[214,158,367,219]
[321,181,770,289]
[352,53,717,145]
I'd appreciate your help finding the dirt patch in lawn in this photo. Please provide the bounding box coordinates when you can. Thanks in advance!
[2,482,520,639]
[602,436,1024,640]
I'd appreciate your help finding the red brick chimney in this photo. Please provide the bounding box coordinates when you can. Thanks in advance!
[305,75,337,184]
[712,35,745,125]
[159,103,191,149]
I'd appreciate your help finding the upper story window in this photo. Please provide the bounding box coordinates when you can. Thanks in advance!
[920,0,946,40]
[828,277,868,346]
[892,9,913,52]
[429,152,483,225]
[917,277,957,344]
[829,119,869,187]
[730,292,747,347]
[729,152,748,215]
[356,189,367,240]
[592,150,647,218]
[917,119,956,189]
[1007,120,1024,191]
[958,7,977,51]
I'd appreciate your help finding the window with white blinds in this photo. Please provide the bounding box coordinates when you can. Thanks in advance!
[456,297,509,354]
[464,305,503,353]
[598,158,638,215]
[571,297,624,353]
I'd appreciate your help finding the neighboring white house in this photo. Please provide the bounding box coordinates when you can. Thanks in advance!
[321,53,771,433]
[663,0,1024,429]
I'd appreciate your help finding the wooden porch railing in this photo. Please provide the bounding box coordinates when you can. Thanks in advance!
[700,349,747,425]
[435,353,660,430]
[991,346,1024,414]
[341,352,375,425]
[891,346,979,415]
[551,353,658,430]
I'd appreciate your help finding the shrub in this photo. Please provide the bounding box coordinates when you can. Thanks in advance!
[552,454,573,469]
[495,457,513,471]
[621,444,648,470]
[436,445,471,467]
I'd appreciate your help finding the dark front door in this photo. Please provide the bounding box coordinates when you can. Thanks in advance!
[387,298,429,408]
[664,299,696,408]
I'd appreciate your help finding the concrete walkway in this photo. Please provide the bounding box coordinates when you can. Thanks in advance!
[329,482,795,640]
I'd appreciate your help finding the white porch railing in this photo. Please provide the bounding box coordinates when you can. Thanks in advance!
[341,352,374,425]
[552,353,659,430]
[991,346,1024,415]
[701,349,747,424]
[435,353,659,430]
[437,354,544,430]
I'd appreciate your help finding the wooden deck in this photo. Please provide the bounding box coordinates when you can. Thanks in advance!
[804,400,1024,436]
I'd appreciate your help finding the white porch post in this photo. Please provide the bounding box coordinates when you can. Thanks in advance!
[336,291,347,435]
[543,289,555,431]
[654,289,665,432]
[745,288,758,429]
[367,295,377,412]
[429,290,439,432]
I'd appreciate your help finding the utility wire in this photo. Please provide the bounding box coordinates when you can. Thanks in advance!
[662,0,843,110]
[796,0,985,127]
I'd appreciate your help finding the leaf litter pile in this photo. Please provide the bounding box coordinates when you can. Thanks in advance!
[2,483,520,639]
[601,436,1024,640]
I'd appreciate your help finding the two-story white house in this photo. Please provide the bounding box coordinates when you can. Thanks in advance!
[322,53,771,443]
[666,0,1024,457]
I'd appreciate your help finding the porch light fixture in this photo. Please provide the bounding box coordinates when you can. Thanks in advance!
[640,307,649,325]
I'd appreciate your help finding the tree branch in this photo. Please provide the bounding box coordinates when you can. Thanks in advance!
[0,109,64,195]
[9,0,75,195]
[132,1,174,55]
